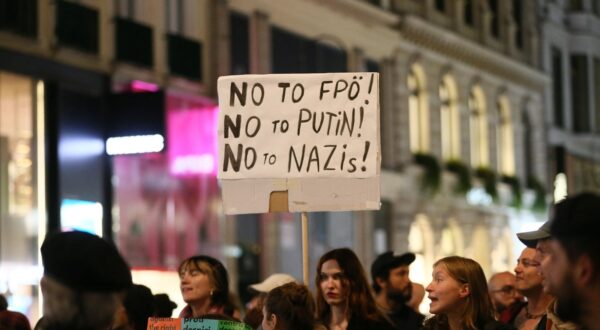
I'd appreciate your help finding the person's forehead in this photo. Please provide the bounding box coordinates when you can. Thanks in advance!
[519,247,536,258]
[432,264,449,275]
[182,260,210,271]
[536,238,553,249]
[390,264,410,272]
[494,273,515,284]
[321,259,342,273]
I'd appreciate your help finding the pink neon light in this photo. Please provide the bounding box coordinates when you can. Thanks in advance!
[130,80,160,92]
[167,95,218,176]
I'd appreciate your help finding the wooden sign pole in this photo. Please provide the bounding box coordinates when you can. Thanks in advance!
[301,212,309,285]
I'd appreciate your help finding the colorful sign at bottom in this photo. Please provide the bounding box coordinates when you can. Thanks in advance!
[147,317,253,330]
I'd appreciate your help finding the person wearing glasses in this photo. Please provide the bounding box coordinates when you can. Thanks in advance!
[488,272,525,322]
[510,248,554,330]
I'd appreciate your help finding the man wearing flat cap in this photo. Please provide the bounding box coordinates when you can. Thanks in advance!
[516,216,578,330]
[35,231,132,330]
[371,251,424,330]
[538,192,600,330]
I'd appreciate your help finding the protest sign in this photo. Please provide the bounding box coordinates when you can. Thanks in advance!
[217,73,380,214]
[147,317,253,330]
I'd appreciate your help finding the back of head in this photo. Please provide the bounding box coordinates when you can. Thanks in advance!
[0,310,31,330]
[265,282,315,330]
[153,293,177,317]
[550,192,600,279]
[178,255,230,309]
[315,248,380,322]
[41,231,132,292]
[0,294,7,311]
[40,231,132,329]
[427,256,494,330]
[124,284,154,330]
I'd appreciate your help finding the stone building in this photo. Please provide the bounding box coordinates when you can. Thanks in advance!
[0,0,555,318]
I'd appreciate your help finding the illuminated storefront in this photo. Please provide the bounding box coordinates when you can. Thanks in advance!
[0,71,44,320]
[110,88,222,313]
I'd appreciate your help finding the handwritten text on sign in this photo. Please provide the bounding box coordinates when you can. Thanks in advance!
[217,73,379,179]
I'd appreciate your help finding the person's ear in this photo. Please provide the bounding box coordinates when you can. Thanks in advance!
[458,283,470,298]
[573,254,593,287]
[375,277,387,290]
[269,313,278,328]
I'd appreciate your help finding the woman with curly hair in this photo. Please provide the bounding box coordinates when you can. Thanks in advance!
[262,282,321,330]
[178,255,233,318]
[315,248,393,330]
[423,256,514,330]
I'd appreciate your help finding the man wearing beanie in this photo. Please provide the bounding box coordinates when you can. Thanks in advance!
[371,251,424,330]
[35,231,132,330]
[541,192,600,330]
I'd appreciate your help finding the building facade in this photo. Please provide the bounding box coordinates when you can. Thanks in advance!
[538,0,600,197]
[0,0,560,320]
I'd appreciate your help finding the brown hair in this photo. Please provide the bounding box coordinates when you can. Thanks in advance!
[315,248,383,324]
[423,256,495,330]
[178,255,230,311]
[264,282,315,330]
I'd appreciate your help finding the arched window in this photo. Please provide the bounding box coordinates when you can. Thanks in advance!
[469,86,489,167]
[440,75,460,160]
[408,65,429,152]
[497,97,515,175]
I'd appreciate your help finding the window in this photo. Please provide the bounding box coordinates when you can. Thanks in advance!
[497,97,514,175]
[469,86,488,167]
[571,55,590,133]
[570,0,584,11]
[0,0,37,37]
[552,47,564,128]
[439,75,460,160]
[408,65,429,153]
[230,12,249,75]
[512,0,523,49]
[489,0,500,38]
[435,0,446,13]
[464,0,474,26]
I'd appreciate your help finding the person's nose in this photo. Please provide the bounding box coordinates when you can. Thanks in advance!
[425,282,434,292]
[325,277,334,288]
[514,263,521,274]
[180,273,190,284]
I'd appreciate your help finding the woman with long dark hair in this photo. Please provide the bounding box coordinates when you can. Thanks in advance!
[178,255,232,318]
[315,248,393,330]
[423,256,514,330]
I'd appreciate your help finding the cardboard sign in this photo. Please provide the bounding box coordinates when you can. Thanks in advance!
[147,317,252,330]
[217,73,381,214]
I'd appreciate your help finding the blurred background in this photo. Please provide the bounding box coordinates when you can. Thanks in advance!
[0,0,599,321]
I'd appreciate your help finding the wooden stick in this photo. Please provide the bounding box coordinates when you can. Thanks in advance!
[301,212,309,285]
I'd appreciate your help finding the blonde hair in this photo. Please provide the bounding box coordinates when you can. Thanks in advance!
[423,256,495,330]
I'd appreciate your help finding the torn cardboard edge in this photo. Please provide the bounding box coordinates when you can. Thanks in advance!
[221,177,380,214]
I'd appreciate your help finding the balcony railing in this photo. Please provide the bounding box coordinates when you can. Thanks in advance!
[0,0,37,38]
[115,17,153,68]
[167,33,202,81]
[55,0,98,53]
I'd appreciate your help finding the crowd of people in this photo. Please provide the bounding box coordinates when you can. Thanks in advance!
[0,192,598,330]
